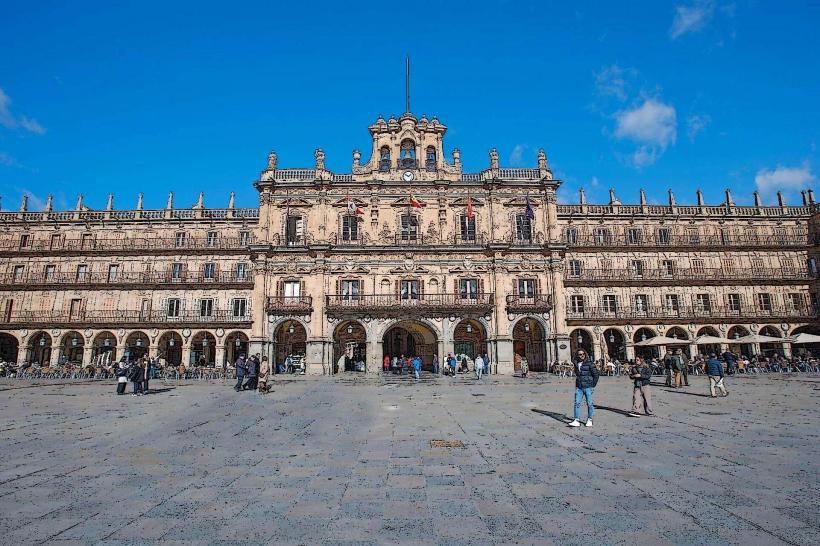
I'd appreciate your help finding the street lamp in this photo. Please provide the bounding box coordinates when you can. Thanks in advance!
[234,337,241,348]
[641,333,647,341]
[577,333,583,345]
[288,324,295,334]
[466,323,472,333]
[39,337,46,347]
[71,336,79,347]
[104,338,111,347]
[346,324,353,335]
[608,333,615,343]
[202,337,209,348]
[136,337,143,347]
[169,337,175,347]
[524,322,530,333]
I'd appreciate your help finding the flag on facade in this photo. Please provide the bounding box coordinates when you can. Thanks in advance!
[466,197,474,218]
[347,195,364,215]
[410,194,424,208]
[525,195,535,220]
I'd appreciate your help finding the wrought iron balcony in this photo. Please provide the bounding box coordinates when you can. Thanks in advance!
[265,295,313,315]
[0,271,253,290]
[1,236,254,254]
[325,293,494,318]
[563,233,807,249]
[505,294,553,313]
[0,309,253,327]
[564,268,815,285]
[565,305,818,323]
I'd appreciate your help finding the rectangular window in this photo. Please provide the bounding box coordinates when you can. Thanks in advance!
[722,258,734,273]
[69,298,82,319]
[140,299,151,319]
[630,260,644,278]
[50,234,61,249]
[781,258,795,275]
[757,293,772,312]
[517,279,535,298]
[686,228,700,245]
[720,229,730,245]
[199,298,214,317]
[515,214,532,241]
[171,263,183,280]
[239,231,250,246]
[203,263,215,279]
[400,280,420,300]
[44,264,55,281]
[206,231,218,247]
[342,215,359,241]
[4,300,13,322]
[108,264,119,282]
[565,228,578,245]
[627,228,642,245]
[286,216,304,245]
[594,228,611,245]
[236,263,248,280]
[665,294,680,312]
[400,215,418,241]
[175,232,187,247]
[232,298,247,317]
[657,228,670,245]
[662,260,675,276]
[602,295,617,313]
[570,295,585,313]
[786,293,803,310]
[283,281,301,303]
[692,259,705,274]
[460,215,476,241]
[13,265,24,281]
[459,278,479,299]
[751,258,764,274]
[81,233,93,249]
[695,293,711,312]
[340,280,360,300]
[727,293,742,312]
[19,234,30,248]
[568,260,582,277]
[167,298,181,317]
[76,264,88,281]
[634,294,649,313]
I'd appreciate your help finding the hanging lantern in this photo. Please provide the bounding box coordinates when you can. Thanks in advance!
[135,337,143,347]
[71,336,79,347]
[466,323,472,333]
[608,333,615,343]
[734,332,740,339]
[288,324,295,334]
[576,333,582,345]
[104,337,111,347]
[169,337,175,347]
[671,333,677,340]
[235,337,241,347]
[39,336,46,347]
[641,333,647,341]
[524,322,530,333]
[202,337,209,348]
[346,324,353,335]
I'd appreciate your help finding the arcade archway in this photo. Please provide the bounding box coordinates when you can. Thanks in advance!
[633,328,659,359]
[696,327,722,356]
[59,331,85,364]
[383,320,438,371]
[158,331,183,367]
[603,328,626,361]
[759,325,783,357]
[274,320,307,369]
[453,319,487,362]
[225,331,249,367]
[333,321,366,373]
[727,325,752,357]
[0,333,19,363]
[124,331,149,362]
[513,318,546,372]
[570,328,594,358]
[92,331,117,364]
[191,331,216,366]
[27,331,52,364]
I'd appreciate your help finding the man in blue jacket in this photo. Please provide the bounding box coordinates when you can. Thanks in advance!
[234,354,247,392]
[706,353,728,397]
[412,355,422,380]
[569,349,599,427]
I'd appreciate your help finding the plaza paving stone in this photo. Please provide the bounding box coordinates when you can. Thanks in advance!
[0,373,818,545]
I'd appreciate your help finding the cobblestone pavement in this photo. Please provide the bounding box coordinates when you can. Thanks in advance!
[0,373,818,546]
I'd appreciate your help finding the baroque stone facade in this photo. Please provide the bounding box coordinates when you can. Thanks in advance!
[1,111,817,373]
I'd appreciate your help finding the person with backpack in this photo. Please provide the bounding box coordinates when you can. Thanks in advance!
[568,349,599,427]
[234,353,247,392]
[446,353,456,376]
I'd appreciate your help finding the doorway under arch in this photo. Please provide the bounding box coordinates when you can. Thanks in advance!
[0,333,19,363]
[696,326,722,356]
[28,331,52,365]
[333,321,367,373]
[603,328,626,361]
[59,331,85,364]
[633,328,659,360]
[274,320,307,369]
[383,320,438,370]
[92,331,117,365]
[124,331,149,362]
[569,328,594,359]
[191,331,216,366]
[225,331,249,368]
[727,325,752,357]
[158,331,183,367]
[513,318,546,372]
[759,325,783,357]
[453,319,487,363]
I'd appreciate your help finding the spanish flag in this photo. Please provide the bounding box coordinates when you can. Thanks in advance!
[466,197,474,218]
[410,194,423,208]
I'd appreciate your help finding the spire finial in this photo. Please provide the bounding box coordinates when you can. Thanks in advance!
[136,192,144,210]
[405,55,410,114]
[45,194,53,212]
[228,191,235,209]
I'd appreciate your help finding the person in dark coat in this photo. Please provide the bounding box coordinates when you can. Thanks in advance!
[628,357,654,416]
[706,353,728,397]
[234,354,247,391]
[243,354,259,390]
[129,360,144,396]
[568,349,599,427]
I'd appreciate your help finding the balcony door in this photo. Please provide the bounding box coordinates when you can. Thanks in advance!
[400,280,420,300]
[283,281,302,305]
[286,216,304,245]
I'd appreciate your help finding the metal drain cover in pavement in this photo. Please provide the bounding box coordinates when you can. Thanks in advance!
[431,439,464,448]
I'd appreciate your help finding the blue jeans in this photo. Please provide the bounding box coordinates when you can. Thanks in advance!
[574,387,594,420]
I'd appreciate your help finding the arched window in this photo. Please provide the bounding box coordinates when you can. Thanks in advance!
[400,139,416,168]
[379,146,391,172]
[425,146,437,171]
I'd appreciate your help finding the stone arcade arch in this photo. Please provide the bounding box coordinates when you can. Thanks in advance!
[727,325,752,357]
[191,331,216,366]
[633,328,659,359]
[382,320,439,370]
[92,331,117,364]
[513,317,547,372]
[0,333,19,363]
[273,319,307,368]
[59,331,85,364]
[602,328,626,361]
[758,325,783,357]
[452,319,487,363]
[158,331,183,367]
[124,331,149,362]
[225,331,249,368]
[332,320,367,373]
[569,328,594,358]
[696,326,722,356]
[27,331,52,365]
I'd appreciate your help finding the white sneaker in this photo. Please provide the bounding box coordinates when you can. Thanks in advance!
[568,419,581,427]
[585,419,593,427]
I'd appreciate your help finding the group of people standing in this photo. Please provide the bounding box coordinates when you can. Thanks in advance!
[115,357,152,396]
[233,353,271,394]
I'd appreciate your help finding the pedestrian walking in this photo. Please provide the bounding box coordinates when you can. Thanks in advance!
[244,354,259,390]
[258,356,270,394]
[446,353,456,376]
[680,350,690,386]
[432,354,439,374]
[412,355,422,379]
[706,353,729,397]
[142,357,150,394]
[116,361,128,395]
[665,350,684,388]
[129,360,144,396]
[520,355,529,378]
[483,353,491,375]
[568,349,598,427]
[722,350,737,375]
[474,354,484,380]
[234,353,247,391]
[628,357,654,417]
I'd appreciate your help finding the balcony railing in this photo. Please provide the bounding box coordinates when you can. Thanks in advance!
[0,271,253,289]
[265,295,313,315]
[1,236,255,253]
[564,268,815,284]
[325,293,494,317]
[563,233,807,248]
[505,294,553,312]
[0,309,253,326]
[566,305,818,322]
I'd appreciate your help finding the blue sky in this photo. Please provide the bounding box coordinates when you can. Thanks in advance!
[0,1,818,210]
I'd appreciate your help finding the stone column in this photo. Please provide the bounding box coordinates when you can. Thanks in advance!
[50,344,61,366]
[495,337,514,375]
[592,340,602,361]
[84,344,95,365]
[148,344,159,360]
[782,341,792,358]
[688,343,698,359]
[306,339,328,375]
[215,344,225,368]
[181,344,192,368]
[625,342,635,361]
[367,339,383,375]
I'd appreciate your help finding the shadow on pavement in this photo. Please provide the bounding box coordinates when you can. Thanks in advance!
[663,389,711,397]
[594,405,633,417]
[531,409,570,424]
[144,387,176,395]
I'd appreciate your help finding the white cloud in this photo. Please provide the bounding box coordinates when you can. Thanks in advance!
[686,114,711,141]
[509,144,527,167]
[754,163,816,202]
[632,146,659,168]
[613,99,677,166]
[670,1,715,39]
[595,65,628,101]
[0,87,46,135]
[0,152,19,167]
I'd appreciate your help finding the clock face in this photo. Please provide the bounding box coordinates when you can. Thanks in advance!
[402,170,415,181]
